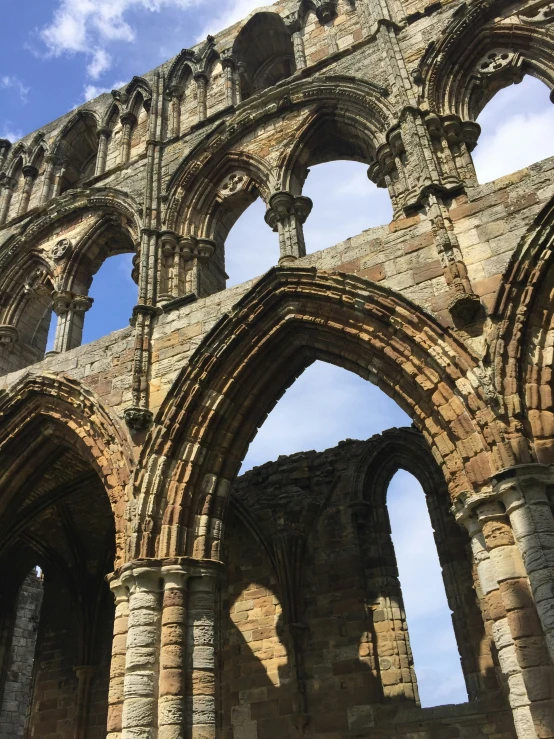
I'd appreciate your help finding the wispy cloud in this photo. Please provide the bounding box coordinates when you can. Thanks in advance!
[1,75,30,103]
[0,125,23,143]
[82,80,127,103]
[39,0,201,80]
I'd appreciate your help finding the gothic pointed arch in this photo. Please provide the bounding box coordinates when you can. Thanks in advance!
[233,12,296,99]
[51,110,101,194]
[124,76,152,113]
[419,10,554,121]
[277,79,391,193]
[0,372,134,565]
[490,193,554,464]
[133,267,514,562]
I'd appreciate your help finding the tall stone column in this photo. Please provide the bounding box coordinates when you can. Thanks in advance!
[195,73,208,123]
[121,566,163,739]
[74,665,96,739]
[168,88,183,138]
[120,113,137,164]
[107,578,130,739]
[159,566,188,739]
[0,177,15,226]
[285,16,306,71]
[51,291,94,354]
[39,155,57,205]
[17,165,38,216]
[51,159,68,199]
[264,191,313,263]
[221,54,236,107]
[493,465,554,663]
[187,574,218,739]
[95,128,111,177]
[461,501,554,739]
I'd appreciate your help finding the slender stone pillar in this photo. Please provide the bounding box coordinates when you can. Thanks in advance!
[120,113,137,164]
[121,566,163,739]
[187,574,218,739]
[95,128,111,177]
[159,566,188,739]
[292,31,307,70]
[51,291,94,354]
[221,55,236,107]
[39,156,56,205]
[51,159,68,199]
[74,665,96,739]
[0,178,15,226]
[195,73,208,123]
[168,88,183,138]
[107,578,130,739]
[17,165,38,216]
[264,191,313,263]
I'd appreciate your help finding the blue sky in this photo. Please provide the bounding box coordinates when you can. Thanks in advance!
[3,0,554,708]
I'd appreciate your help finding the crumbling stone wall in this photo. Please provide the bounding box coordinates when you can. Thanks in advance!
[222,432,517,739]
[0,570,43,739]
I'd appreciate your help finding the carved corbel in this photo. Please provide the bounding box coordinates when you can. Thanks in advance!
[315,0,337,24]
[124,406,154,432]
[0,325,18,346]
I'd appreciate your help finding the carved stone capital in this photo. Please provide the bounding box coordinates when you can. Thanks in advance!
[196,237,216,260]
[124,406,154,432]
[0,324,18,345]
[120,112,137,127]
[22,165,38,180]
[0,139,11,152]
[315,0,337,24]
[220,49,236,70]
[265,191,313,230]
[52,291,94,316]
[160,230,179,255]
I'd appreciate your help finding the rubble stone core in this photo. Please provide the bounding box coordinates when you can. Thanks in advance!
[1,0,554,737]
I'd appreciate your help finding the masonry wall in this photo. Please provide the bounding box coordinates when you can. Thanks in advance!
[221,435,518,739]
[0,570,43,739]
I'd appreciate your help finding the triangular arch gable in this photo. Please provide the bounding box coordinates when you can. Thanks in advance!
[133,267,515,562]
[0,373,135,565]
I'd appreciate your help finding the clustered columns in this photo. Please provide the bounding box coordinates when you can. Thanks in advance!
[50,291,94,354]
[159,232,216,301]
[95,127,112,177]
[107,562,221,739]
[264,191,313,263]
[458,464,554,739]
[120,113,137,164]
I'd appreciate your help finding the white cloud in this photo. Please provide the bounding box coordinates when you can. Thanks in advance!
[199,0,264,37]
[0,75,30,103]
[474,75,554,184]
[82,79,127,103]
[87,48,113,80]
[0,125,23,143]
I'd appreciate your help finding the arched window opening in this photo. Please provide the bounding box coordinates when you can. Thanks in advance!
[82,253,137,345]
[58,115,99,195]
[473,75,554,184]
[241,361,409,471]
[233,13,295,100]
[225,198,279,288]
[0,567,43,739]
[302,161,393,254]
[387,470,467,707]
[6,159,23,222]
